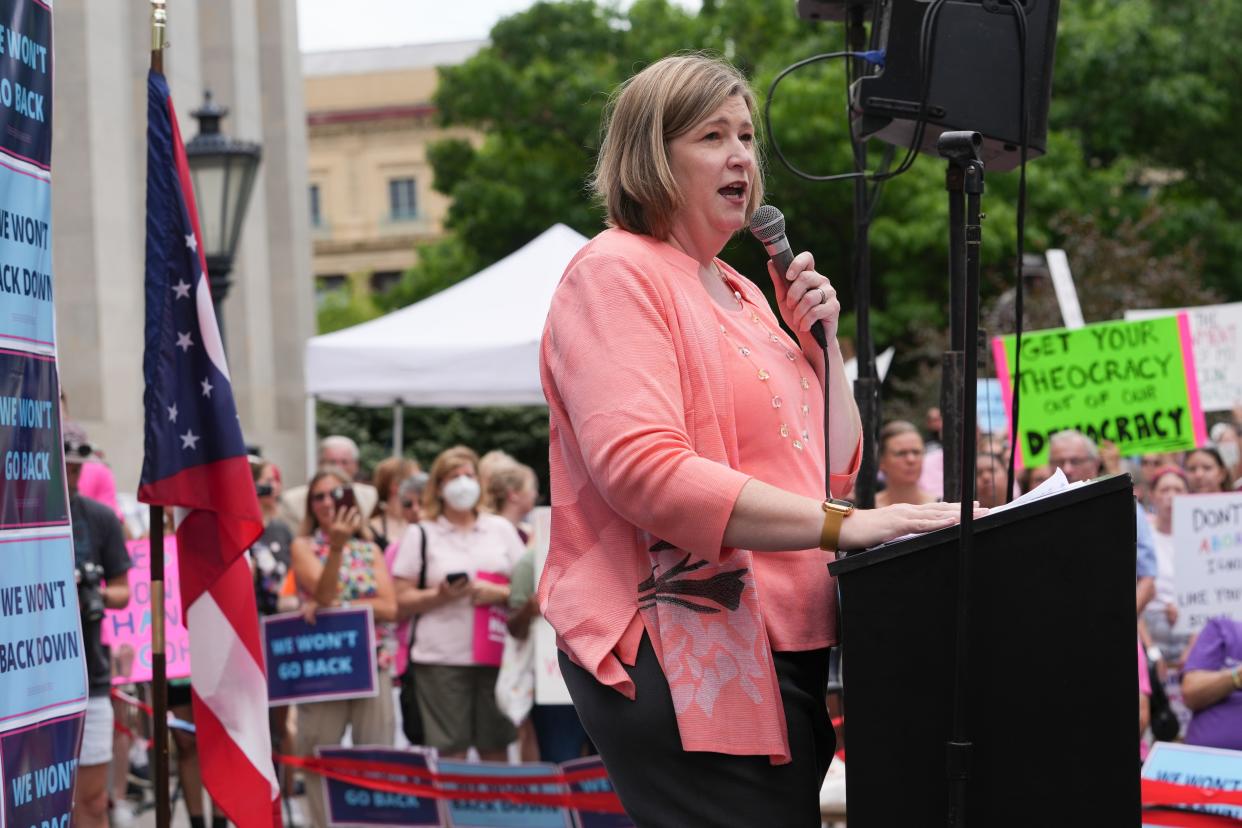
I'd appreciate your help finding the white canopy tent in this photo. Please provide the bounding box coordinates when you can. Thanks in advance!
[303,224,589,472]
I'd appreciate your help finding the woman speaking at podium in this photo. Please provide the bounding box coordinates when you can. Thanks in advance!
[538,54,974,826]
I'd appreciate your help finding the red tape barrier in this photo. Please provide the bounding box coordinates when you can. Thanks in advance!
[1141,778,1242,825]
[273,752,608,786]
[112,691,1242,821]
[110,688,624,813]
[113,719,153,749]
[1142,812,1242,828]
[275,753,626,813]
[112,688,154,716]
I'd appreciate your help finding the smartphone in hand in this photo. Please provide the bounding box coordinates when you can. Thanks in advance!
[445,572,469,586]
[331,485,357,511]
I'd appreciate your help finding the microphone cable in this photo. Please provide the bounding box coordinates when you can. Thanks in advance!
[764,0,949,185]
[1003,0,1030,503]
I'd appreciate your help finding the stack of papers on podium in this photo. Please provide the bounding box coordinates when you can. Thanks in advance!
[869,468,1087,549]
[985,468,1085,516]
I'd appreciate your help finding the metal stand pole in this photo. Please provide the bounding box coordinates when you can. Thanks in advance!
[941,167,966,503]
[306,394,317,479]
[149,507,171,828]
[392,402,404,457]
[149,7,172,825]
[938,131,984,828]
[848,4,881,508]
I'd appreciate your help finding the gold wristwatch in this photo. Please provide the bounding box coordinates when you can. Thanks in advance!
[820,498,855,552]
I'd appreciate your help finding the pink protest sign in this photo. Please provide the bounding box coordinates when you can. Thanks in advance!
[472,571,509,667]
[104,538,191,685]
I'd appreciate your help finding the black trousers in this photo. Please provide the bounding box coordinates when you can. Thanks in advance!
[560,635,835,828]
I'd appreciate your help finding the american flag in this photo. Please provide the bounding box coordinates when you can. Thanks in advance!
[138,69,281,828]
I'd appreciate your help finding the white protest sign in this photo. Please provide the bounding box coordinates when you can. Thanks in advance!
[1173,492,1242,635]
[1045,249,1085,329]
[1126,302,1242,413]
[843,346,895,386]
[530,507,572,705]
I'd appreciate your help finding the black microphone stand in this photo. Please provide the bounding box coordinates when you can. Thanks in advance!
[847,3,881,510]
[938,130,984,828]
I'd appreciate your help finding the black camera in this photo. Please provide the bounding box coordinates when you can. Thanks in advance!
[255,482,274,497]
[76,561,105,624]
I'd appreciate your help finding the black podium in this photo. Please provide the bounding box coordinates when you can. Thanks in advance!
[827,474,1141,826]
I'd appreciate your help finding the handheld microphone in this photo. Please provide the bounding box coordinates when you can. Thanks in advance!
[749,205,827,348]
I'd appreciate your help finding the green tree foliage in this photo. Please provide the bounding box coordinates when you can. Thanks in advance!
[392,0,1233,333]
[317,401,550,489]
[1050,0,1242,298]
[336,0,1239,475]
[316,272,384,334]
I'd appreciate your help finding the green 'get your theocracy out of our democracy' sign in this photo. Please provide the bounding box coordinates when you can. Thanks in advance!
[992,314,1208,469]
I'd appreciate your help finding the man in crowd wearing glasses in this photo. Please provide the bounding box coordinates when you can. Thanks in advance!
[280,435,379,526]
[1047,429,1157,615]
[63,423,132,828]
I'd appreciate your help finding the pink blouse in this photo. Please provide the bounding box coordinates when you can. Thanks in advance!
[539,228,858,763]
[714,282,853,652]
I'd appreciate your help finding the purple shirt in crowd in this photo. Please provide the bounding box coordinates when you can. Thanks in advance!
[1183,617,1242,751]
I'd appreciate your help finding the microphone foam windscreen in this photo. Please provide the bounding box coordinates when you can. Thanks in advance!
[749,205,785,244]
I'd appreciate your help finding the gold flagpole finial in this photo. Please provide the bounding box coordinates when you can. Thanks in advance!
[151,0,167,54]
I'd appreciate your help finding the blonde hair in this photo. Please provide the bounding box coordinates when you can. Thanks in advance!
[478,449,516,498]
[372,457,419,507]
[422,445,480,520]
[592,53,765,240]
[484,463,537,513]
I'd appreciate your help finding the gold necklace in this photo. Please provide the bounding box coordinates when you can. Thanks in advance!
[715,267,813,452]
[712,262,744,309]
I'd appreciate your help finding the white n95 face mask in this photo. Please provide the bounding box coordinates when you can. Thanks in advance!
[442,476,481,511]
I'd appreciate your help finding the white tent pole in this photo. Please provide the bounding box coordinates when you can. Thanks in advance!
[392,403,404,457]
[305,394,317,479]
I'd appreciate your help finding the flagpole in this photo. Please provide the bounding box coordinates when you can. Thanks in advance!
[148,10,172,828]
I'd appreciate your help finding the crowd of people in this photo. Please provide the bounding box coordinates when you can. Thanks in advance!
[60,352,1242,828]
[66,377,1239,821]
[64,407,1242,825]
[868,406,1242,762]
[270,437,594,827]
[67,422,591,827]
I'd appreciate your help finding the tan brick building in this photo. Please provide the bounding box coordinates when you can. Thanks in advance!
[303,40,483,298]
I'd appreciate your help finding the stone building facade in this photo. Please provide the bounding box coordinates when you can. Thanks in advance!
[303,40,482,297]
[52,0,315,492]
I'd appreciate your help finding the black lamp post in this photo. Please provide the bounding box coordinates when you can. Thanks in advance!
[184,90,262,344]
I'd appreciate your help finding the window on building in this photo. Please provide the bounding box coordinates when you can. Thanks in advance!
[315,274,346,308]
[370,270,403,294]
[388,178,417,221]
[309,184,323,227]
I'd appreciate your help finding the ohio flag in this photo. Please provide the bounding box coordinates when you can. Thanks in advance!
[138,69,280,827]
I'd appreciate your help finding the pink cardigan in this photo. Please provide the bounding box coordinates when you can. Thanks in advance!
[539,228,855,763]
